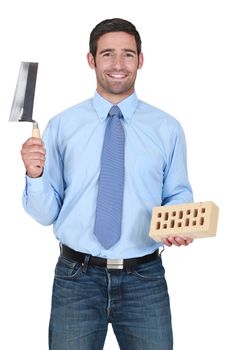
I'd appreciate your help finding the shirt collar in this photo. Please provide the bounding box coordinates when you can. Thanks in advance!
[92,91,138,123]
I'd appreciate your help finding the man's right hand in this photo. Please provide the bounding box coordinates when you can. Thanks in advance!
[21,137,46,178]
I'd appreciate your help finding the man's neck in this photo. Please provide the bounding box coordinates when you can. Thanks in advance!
[96,89,135,105]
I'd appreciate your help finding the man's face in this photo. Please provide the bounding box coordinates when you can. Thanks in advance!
[87,31,143,103]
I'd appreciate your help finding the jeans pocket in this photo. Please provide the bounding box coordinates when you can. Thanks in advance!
[55,255,83,280]
[130,257,165,281]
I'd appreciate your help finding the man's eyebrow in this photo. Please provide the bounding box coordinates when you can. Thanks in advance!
[98,48,115,54]
[122,49,137,54]
[98,48,137,55]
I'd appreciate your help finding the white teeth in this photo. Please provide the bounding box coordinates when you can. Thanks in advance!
[109,74,126,79]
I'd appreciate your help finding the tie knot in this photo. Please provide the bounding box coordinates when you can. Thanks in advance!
[108,105,123,119]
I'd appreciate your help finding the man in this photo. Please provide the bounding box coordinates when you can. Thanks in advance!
[21,18,193,350]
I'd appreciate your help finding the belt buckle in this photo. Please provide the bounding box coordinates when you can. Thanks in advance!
[107,259,124,269]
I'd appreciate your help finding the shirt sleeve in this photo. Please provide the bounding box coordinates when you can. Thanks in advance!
[22,120,64,225]
[162,122,193,206]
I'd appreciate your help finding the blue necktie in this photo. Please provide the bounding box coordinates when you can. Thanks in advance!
[94,105,125,249]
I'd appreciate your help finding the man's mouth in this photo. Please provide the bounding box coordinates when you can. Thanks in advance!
[107,73,128,79]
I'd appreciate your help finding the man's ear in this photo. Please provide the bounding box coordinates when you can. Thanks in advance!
[138,52,144,69]
[87,52,96,69]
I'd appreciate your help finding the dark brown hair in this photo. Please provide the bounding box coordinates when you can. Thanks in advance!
[89,18,142,58]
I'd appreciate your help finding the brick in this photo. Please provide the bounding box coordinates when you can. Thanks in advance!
[149,201,219,242]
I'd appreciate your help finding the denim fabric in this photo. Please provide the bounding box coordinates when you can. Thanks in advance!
[49,254,173,350]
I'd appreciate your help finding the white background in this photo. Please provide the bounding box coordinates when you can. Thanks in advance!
[0,0,232,349]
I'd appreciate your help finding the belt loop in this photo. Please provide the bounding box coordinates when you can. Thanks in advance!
[82,254,90,273]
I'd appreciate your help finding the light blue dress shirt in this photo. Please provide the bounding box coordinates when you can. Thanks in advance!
[23,92,193,258]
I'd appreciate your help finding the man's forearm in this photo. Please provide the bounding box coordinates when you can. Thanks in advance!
[22,175,62,225]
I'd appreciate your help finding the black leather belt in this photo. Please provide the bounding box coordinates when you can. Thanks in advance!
[60,244,159,270]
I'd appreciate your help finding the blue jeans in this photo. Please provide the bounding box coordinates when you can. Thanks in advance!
[49,253,173,350]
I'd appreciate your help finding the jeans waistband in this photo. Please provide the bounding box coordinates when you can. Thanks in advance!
[60,244,159,270]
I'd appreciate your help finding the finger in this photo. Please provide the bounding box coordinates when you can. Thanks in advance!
[26,165,44,178]
[21,152,46,169]
[21,146,46,174]
[21,144,46,156]
[26,158,45,168]
[21,144,46,165]
[174,237,194,246]
[22,151,46,161]
[174,237,188,246]
[22,137,44,147]
[167,236,182,246]
[184,238,194,245]
[162,238,172,247]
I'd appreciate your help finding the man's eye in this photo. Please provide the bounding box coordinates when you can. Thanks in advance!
[103,52,111,57]
[125,53,134,57]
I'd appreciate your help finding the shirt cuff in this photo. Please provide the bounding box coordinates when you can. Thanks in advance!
[25,173,48,192]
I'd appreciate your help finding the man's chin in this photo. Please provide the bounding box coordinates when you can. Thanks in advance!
[106,84,134,96]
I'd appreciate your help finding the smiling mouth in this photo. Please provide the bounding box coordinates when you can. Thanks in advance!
[107,73,128,79]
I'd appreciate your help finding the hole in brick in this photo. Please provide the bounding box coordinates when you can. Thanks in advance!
[193,220,197,226]
[200,217,205,225]
[158,212,162,218]
[193,209,198,217]
[156,222,161,230]
[179,211,183,219]
[172,211,176,216]
[177,222,182,227]
[185,218,190,226]
[186,210,191,215]
[163,224,167,229]
[170,220,175,228]
[164,212,169,221]
[201,208,206,213]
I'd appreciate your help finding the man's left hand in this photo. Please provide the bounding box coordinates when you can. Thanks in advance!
[162,236,193,247]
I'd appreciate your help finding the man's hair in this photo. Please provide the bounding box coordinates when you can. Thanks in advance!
[89,18,142,58]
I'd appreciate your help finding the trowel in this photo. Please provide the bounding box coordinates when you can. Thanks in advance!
[9,62,40,138]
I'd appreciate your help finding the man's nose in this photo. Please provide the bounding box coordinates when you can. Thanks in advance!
[112,55,124,69]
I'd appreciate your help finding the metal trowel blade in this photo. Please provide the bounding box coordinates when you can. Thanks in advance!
[9,62,38,123]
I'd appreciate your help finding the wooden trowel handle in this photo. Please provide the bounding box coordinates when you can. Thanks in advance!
[32,122,41,138]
